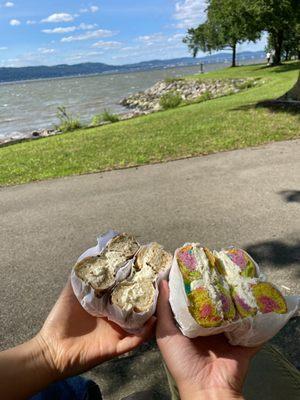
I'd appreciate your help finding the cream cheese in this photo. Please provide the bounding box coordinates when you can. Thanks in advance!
[118,283,151,312]
[133,263,156,282]
[193,246,224,316]
[215,251,258,309]
[85,258,115,287]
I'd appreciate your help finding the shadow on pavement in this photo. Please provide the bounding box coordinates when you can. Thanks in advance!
[87,340,170,400]
[278,190,300,203]
[270,317,300,370]
[245,239,300,272]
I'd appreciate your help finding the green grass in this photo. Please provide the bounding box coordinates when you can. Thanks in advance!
[1,62,299,186]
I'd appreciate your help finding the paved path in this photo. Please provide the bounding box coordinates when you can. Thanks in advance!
[1,139,300,399]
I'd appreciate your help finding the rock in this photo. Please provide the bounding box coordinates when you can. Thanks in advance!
[120,77,259,113]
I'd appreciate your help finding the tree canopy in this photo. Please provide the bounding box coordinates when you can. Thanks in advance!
[184,0,300,66]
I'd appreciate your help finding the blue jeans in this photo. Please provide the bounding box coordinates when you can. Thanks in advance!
[30,376,102,400]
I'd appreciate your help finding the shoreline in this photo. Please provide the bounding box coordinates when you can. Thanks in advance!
[0,59,265,146]
[0,75,261,147]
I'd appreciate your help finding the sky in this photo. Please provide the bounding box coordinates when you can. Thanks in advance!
[0,0,267,67]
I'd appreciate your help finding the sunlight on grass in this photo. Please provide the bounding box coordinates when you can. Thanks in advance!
[0,62,299,186]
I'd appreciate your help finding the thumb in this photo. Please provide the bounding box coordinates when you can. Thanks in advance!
[156,280,179,337]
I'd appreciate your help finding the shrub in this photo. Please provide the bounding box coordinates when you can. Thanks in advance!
[55,106,82,132]
[91,109,119,125]
[195,90,212,103]
[234,79,256,90]
[159,91,182,110]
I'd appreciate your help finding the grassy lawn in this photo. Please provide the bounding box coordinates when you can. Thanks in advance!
[1,61,299,186]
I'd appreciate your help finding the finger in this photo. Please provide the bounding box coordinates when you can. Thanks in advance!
[156,280,179,336]
[116,316,157,354]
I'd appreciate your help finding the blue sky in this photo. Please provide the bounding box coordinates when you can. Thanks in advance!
[0,0,267,67]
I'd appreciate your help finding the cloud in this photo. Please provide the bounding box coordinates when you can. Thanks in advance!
[92,41,122,49]
[61,29,116,42]
[26,20,37,25]
[120,46,139,52]
[137,33,165,43]
[69,50,104,61]
[0,46,8,50]
[90,6,99,13]
[41,13,74,23]
[9,19,20,26]
[38,48,55,54]
[168,33,185,42]
[80,5,99,13]
[42,23,98,34]
[42,26,76,34]
[174,0,206,29]
[4,1,14,7]
[78,23,98,30]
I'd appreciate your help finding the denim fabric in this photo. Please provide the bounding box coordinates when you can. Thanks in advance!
[30,376,102,400]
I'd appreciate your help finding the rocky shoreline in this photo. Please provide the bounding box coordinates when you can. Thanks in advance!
[121,77,259,111]
[0,77,260,147]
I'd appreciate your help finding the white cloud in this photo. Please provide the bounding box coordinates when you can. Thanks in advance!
[43,26,76,34]
[0,46,8,50]
[69,50,104,61]
[79,5,99,13]
[9,19,20,26]
[174,0,206,29]
[38,48,55,54]
[90,6,99,13]
[137,33,165,43]
[4,1,14,7]
[42,23,97,34]
[61,29,116,42]
[120,46,139,52]
[41,13,74,23]
[26,20,37,25]
[168,33,185,42]
[92,41,122,49]
[78,23,98,30]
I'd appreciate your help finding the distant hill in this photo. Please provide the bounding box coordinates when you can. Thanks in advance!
[0,51,265,83]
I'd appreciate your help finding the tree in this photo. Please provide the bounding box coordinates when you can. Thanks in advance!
[250,0,300,65]
[184,0,261,67]
[282,24,300,61]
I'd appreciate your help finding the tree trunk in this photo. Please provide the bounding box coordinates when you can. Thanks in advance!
[231,43,236,67]
[284,50,289,61]
[272,30,283,65]
[280,71,300,101]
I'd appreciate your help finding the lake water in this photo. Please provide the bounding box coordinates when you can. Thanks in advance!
[0,59,262,140]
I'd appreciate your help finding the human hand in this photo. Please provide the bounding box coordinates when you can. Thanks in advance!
[35,279,156,380]
[156,281,260,400]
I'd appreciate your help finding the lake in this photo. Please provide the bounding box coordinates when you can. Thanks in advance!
[0,59,262,140]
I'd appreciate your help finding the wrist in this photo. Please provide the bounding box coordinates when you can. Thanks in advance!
[30,333,65,383]
[0,337,60,400]
[178,385,244,400]
[31,334,62,382]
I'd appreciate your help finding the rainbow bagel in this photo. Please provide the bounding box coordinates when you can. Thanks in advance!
[216,283,236,320]
[252,282,287,314]
[225,248,257,278]
[231,288,258,318]
[188,287,223,327]
[177,245,201,283]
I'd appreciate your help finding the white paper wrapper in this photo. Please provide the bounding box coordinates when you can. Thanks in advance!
[71,236,171,333]
[169,247,300,347]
